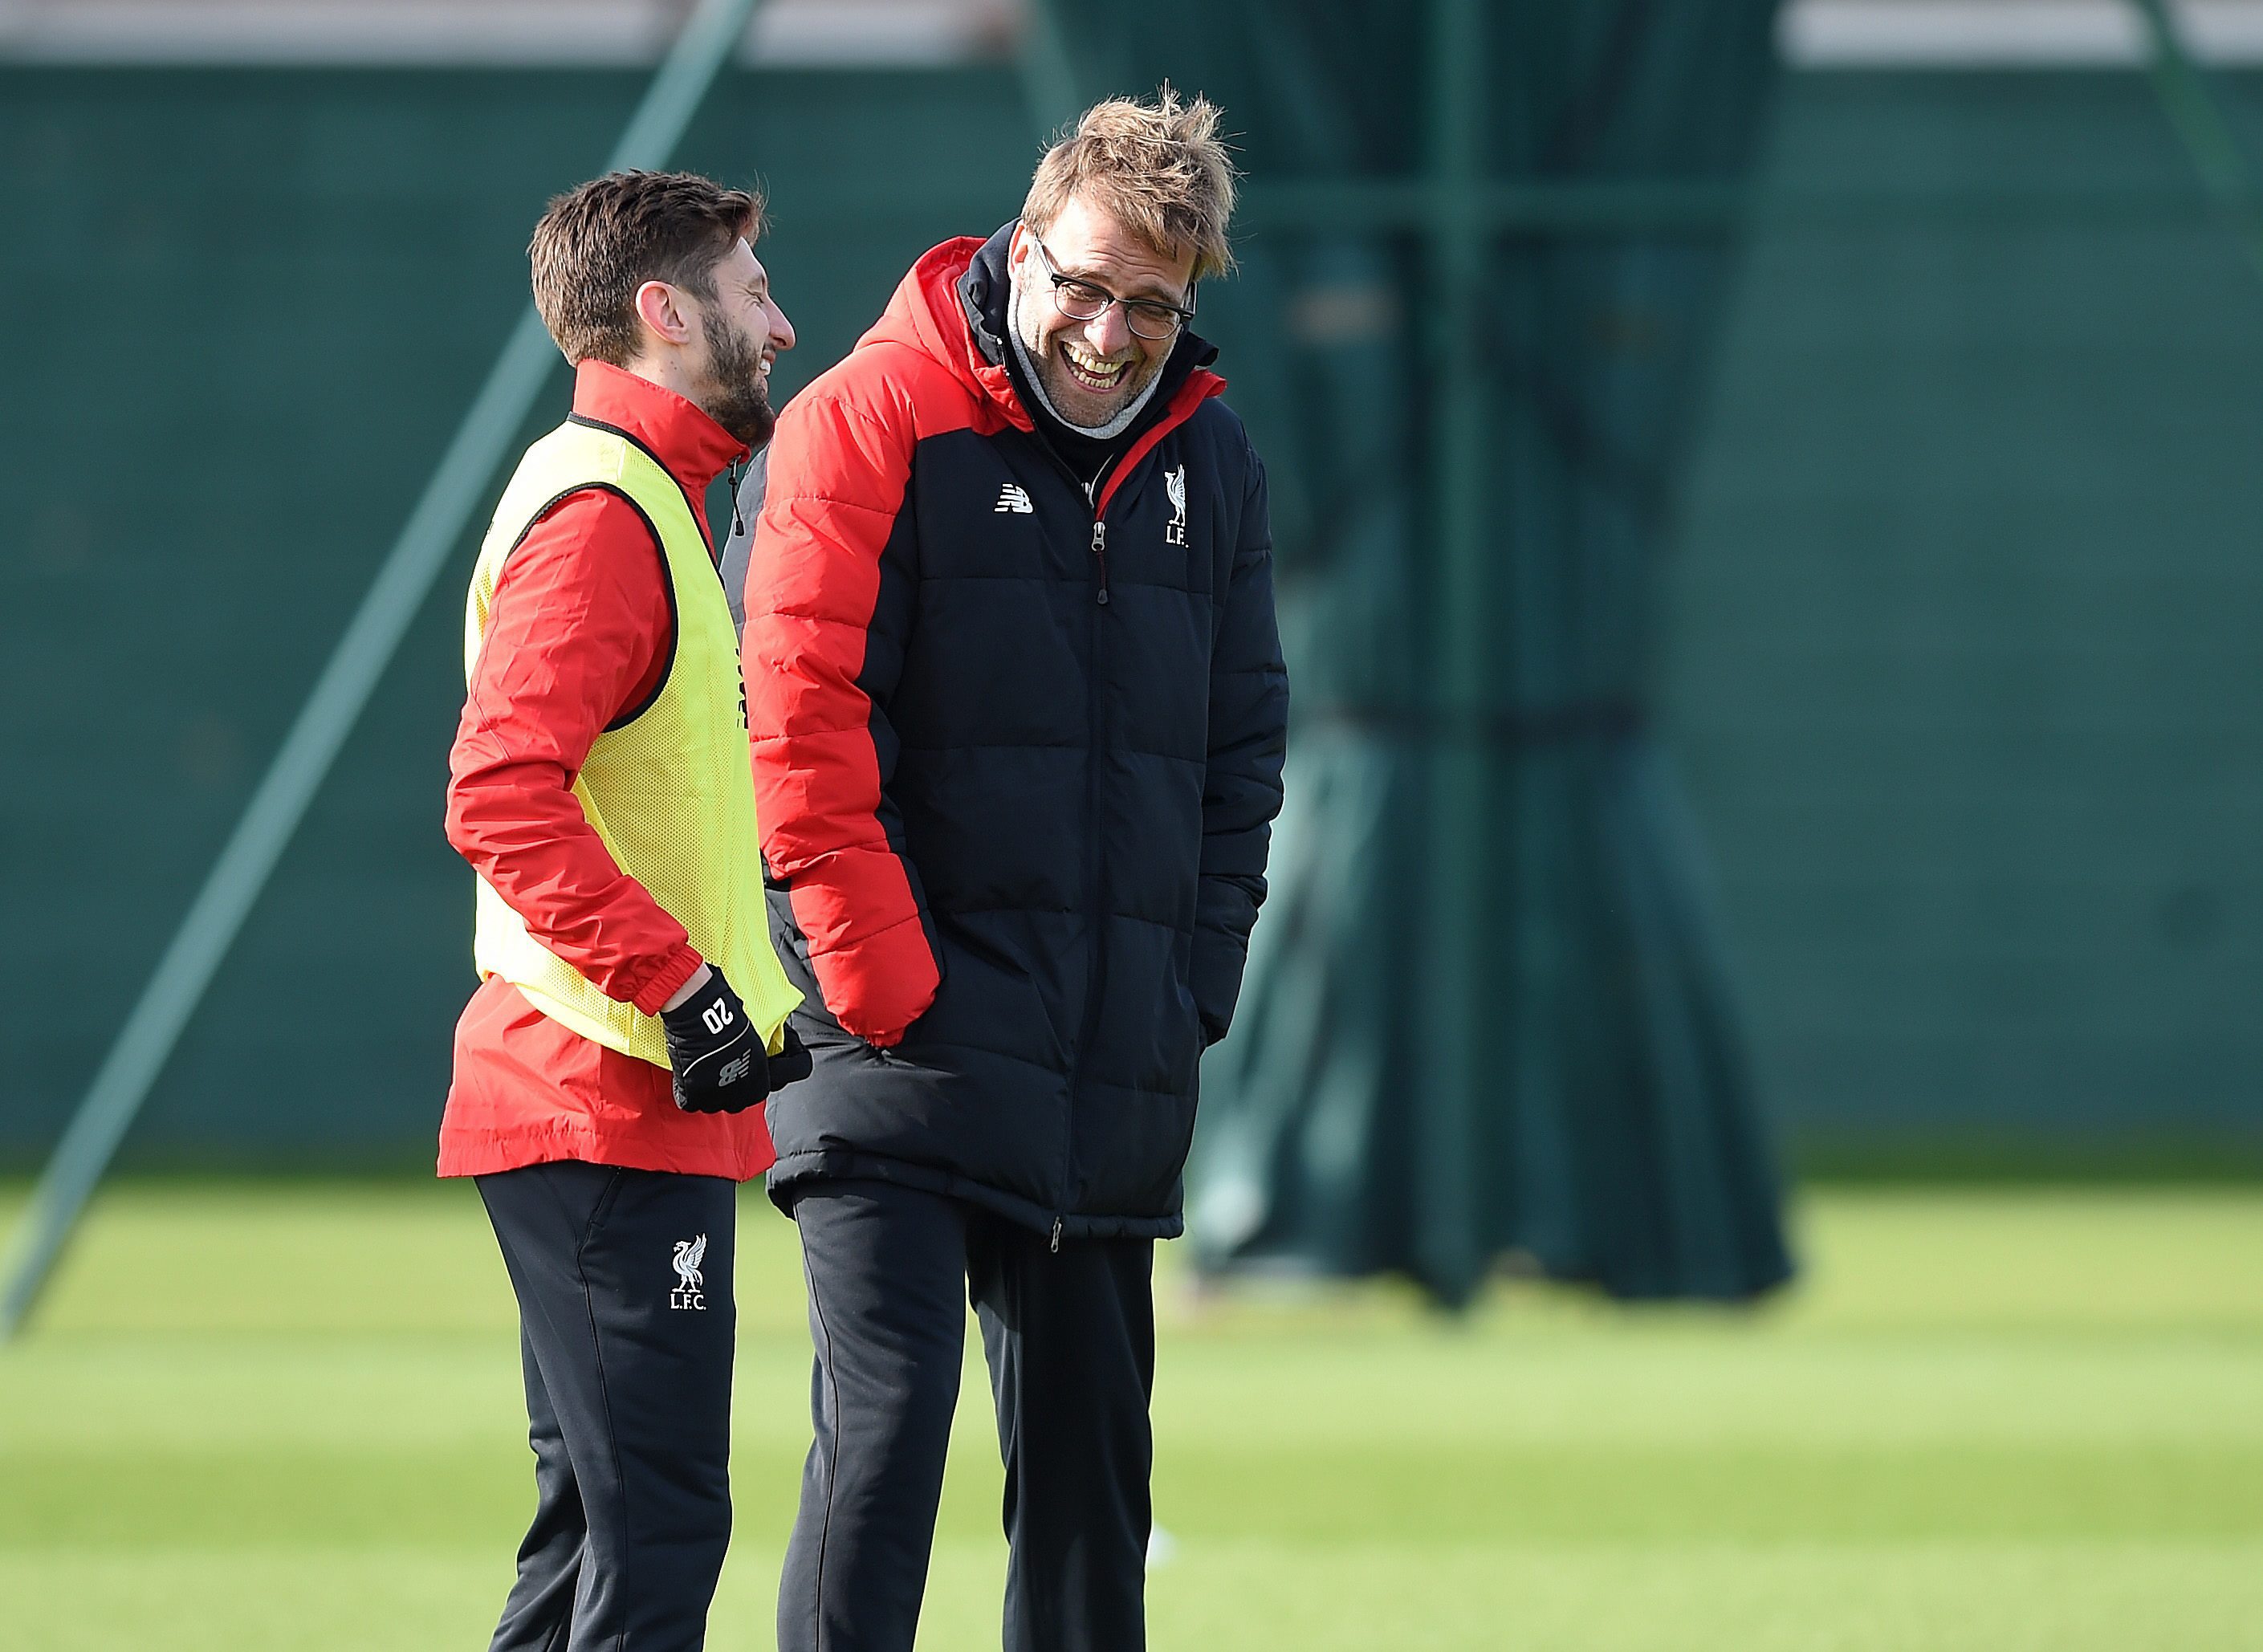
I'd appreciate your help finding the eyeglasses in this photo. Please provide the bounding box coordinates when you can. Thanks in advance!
[1028,231,1195,342]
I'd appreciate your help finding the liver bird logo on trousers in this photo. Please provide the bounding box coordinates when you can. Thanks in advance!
[670,1235,707,1310]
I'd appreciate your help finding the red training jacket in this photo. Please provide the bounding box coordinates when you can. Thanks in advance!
[438,360,775,1182]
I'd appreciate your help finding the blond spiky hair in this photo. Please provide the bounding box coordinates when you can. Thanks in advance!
[1022,87,1239,282]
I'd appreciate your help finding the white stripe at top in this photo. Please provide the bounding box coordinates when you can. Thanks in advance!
[1783,0,2263,67]
[0,0,1015,66]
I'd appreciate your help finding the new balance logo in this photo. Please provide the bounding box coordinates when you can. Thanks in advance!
[995,483,1034,514]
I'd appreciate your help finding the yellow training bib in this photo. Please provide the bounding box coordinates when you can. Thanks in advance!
[463,415,800,1066]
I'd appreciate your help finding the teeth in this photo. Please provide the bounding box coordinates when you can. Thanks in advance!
[1062,344,1126,382]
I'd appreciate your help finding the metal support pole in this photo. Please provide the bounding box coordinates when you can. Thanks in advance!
[1416,0,1491,1304]
[2130,0,2263,291]
[0,0,768,1344]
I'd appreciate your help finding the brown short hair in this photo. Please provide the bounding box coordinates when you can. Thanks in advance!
[1022,87,1238,283]
[528,170,764,366]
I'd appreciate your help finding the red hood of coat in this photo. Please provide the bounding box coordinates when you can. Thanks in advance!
[860,235,1226,444]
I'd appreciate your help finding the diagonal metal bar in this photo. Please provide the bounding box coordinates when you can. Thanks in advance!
[2130,0,2263,291]
[0,0,768,1344]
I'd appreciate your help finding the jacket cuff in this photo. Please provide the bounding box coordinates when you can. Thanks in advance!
[1189,924,1251,1049]
[806,911,940,1047]
[626,944,705,1018]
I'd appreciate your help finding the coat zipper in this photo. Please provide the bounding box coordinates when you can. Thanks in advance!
[1061,495,1111,1252]
[1032,446,1150,1247]
[1020,377,1219,1247]
[1012,459,1119,1251]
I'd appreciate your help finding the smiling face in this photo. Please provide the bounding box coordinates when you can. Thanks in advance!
[686,237,795,448]
[1007,192,1196,429]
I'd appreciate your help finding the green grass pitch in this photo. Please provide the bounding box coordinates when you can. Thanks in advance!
[1,1181,2258,1650]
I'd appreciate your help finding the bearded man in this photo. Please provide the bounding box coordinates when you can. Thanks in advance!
[440,169,808,1652]
[739,92,1289,1652]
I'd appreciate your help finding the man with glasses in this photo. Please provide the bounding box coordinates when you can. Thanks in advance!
[737,90,1288,1652]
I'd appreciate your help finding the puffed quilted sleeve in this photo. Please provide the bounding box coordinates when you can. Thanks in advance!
[1191,446,1290,1046]
[741,383,941,1048]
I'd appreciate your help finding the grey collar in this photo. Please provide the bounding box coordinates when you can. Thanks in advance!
[1007,275,1167,442]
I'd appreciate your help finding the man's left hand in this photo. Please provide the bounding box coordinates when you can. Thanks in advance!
[661,967,766,1113]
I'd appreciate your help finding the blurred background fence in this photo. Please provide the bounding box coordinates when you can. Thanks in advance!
[1675,52,2263,1178]
[5,0,2263,1181]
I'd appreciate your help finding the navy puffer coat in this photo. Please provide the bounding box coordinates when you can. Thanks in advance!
[738,226,1288,1241]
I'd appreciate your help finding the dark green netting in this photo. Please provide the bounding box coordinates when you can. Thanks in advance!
[1044,1,1796,1303]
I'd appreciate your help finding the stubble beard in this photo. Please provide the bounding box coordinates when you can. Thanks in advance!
[694,303,775,450]
[1011,276,1154,431]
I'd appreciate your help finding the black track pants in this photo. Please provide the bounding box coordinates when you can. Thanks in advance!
[777,1180,1156,1652]
[477,1161,739,1652]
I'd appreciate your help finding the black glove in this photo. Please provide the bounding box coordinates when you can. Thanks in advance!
[660,968,768,1114]
[768,1021,815,1091]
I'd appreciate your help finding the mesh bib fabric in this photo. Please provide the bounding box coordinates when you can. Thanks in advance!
[464,417,800,1068]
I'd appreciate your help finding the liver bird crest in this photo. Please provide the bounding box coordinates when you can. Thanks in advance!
[672,1234,706,1295]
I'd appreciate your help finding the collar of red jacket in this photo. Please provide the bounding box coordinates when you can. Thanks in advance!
[861,235,1225,437]
[571,358,750,495]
